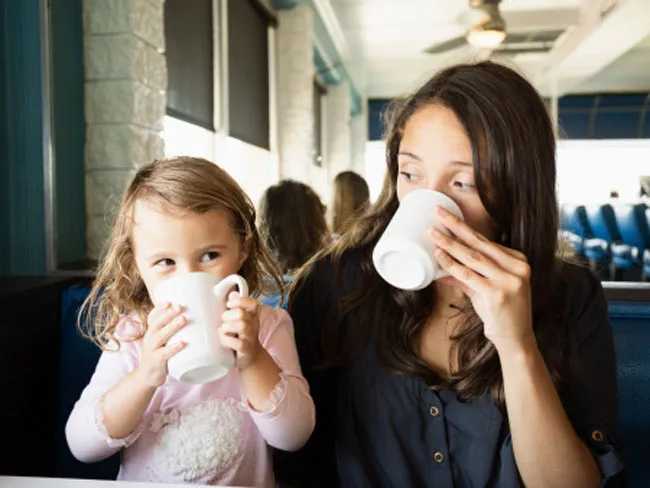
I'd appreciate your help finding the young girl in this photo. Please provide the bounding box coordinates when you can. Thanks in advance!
[66,157,315,487]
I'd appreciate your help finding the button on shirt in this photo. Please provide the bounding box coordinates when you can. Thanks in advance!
[276,254,625,488]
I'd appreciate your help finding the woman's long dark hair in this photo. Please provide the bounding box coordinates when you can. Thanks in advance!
[290,61,574,409]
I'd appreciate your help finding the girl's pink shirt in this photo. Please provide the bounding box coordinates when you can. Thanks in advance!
[65,305,315,487]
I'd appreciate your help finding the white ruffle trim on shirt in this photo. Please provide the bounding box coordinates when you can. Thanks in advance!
[94,398,146,448]
[239,371,288,415]
[150,398,244,481]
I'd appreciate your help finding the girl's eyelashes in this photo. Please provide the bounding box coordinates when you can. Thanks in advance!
[200,251,221,263]
[154,258,175,268]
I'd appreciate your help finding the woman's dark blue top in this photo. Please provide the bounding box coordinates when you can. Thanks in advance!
[276,255,626,487]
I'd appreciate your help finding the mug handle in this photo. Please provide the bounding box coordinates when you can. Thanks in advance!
[213,274,249,304]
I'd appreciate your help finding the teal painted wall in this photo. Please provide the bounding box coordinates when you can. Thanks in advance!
[0,0,47,275]
[0,0,9,276]
[51,0,86,265]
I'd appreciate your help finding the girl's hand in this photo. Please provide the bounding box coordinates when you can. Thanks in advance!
[430,206,535,353]
[135,303,187,388]
[219,292,263,370]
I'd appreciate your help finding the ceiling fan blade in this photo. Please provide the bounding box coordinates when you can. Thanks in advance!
[423,36,467,54]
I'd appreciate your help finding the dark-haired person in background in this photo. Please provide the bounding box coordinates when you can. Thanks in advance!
[331,171,370,238]
[279,62,625,487]
[258,179,329,309]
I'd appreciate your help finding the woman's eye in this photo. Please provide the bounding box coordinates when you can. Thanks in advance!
[200,251,221,263]
[154,258,175,268]
[454,181,476,191]
[399,171,418,182]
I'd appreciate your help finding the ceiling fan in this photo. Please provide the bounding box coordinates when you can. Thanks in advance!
[423,0,564,56]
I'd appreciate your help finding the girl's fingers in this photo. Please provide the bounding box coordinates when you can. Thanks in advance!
[159,340,186,361]
[220,334,244,354]
[226,294,260,315]
[219,320,245,335]
[153,313,187,348]
[219,322,258,347]
[148,303,183,332]
[147,302,171,331]
[222,307,247,322]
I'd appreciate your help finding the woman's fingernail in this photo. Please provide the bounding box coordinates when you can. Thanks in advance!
[431,228,441,237]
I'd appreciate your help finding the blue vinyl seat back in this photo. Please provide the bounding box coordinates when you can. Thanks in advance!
[585,204,622,244]
[613,204,650,252]
[608,300,650,487]
[563,204,593,239]
[54,285,120,479]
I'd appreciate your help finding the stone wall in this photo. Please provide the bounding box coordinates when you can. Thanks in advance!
[276,4,315,185]
[82,0,167,259]
[324,81,352,179]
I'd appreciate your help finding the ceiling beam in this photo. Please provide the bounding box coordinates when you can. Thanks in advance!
[536,0,650,95]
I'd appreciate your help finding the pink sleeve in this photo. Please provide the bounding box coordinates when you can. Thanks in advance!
[65,319,149,463]
[246,307,316,452]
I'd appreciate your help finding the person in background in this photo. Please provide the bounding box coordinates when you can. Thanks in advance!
[331,171,370,238]
[279,62,625,487]
[258,179,329,309]
[66,157,315,487]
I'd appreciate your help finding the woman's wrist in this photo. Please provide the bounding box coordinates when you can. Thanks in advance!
[493,332,540,366]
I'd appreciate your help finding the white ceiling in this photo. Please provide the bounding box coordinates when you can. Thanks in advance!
[330,0,650,99]
[573,32,650,93]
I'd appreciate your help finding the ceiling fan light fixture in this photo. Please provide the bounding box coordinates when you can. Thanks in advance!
[467,25,506,48]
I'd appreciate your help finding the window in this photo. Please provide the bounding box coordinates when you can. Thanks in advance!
[227,0,275,150]
[165,0,214,130]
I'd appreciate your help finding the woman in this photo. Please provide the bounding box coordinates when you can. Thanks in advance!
[331,171,370,237]
[258,179,329,308]
[280,62,625,487]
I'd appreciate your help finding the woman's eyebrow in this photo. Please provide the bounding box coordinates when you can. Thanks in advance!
[397,151,421,161]
[449,160,473,168]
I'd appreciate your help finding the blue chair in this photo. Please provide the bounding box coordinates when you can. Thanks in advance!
[54,285,120,479]
[608,300,650,487]
[584,204,622,278]
[611,204,650,277]
[561,204,593,255]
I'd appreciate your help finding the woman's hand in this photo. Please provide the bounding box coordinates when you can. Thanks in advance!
[430,206,535,353]
[219,292,263,370]
[136,303,187,388]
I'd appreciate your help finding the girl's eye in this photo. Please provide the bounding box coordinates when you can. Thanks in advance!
[454,181,476,191]
[154,258,175,268]
[200,251,221,263]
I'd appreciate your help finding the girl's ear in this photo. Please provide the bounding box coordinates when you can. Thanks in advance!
[238,236,250,268]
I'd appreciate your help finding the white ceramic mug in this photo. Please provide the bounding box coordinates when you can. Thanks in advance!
[372,189,464,290]
[154,272,249,384]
